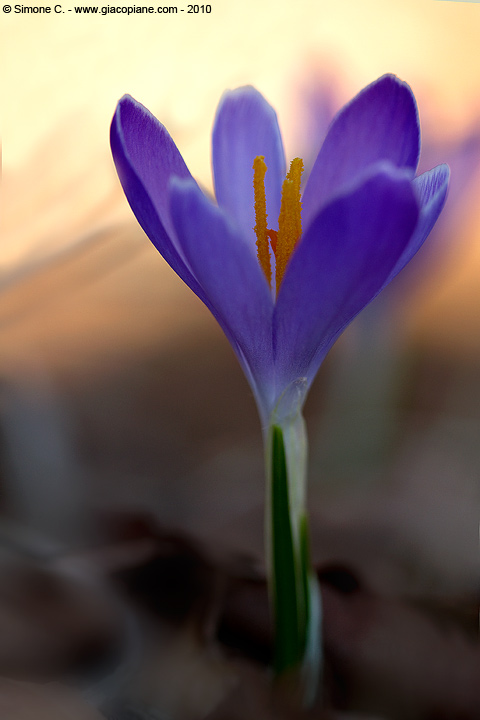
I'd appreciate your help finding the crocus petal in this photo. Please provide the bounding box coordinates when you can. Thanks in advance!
[418,132,480,212]
[302,75,420,227]
[111,95,209,305]
[273,164,419,395]
[384,163,450,286]
[212,86,286,248]
[169,177,275,416]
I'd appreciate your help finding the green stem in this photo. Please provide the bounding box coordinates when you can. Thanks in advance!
[270,424,302,673]
[266,382,322,705]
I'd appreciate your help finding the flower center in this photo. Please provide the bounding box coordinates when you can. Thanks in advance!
[253,155,304,293]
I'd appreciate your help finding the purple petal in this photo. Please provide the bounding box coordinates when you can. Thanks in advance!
[111,95,209,305]
[169,177,275,416]
[419,131,480,214]
[273,164,419,393]
[384,163,450,286]
[212,86,286,247]
[302,75,420,228]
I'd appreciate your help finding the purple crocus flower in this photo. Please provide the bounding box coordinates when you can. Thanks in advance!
[110,74,449,427]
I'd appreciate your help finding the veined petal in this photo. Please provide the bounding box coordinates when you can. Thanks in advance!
[384,163,450,285]
[111,95,209,305]
[302,75,420,228]
[273,164,419,393]
[169,177,275,416]
[212,86,286,248]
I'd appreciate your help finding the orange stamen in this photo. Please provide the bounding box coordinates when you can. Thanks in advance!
[253,156,271,286]
[276,158,303,293]
[252,156,304,293]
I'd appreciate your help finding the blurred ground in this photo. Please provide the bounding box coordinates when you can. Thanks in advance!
[0,213,479,718]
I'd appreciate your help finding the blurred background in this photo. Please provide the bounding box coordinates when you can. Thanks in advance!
[1,0,480,717]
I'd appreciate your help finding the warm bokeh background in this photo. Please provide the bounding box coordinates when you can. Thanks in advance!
[1,1,479,716]
[2,0,480,352]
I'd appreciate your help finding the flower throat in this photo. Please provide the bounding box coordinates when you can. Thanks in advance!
[253,155,304,294]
